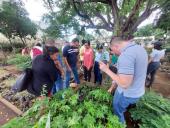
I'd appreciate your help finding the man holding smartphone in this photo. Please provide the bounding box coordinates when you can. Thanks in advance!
[99,36,148,123]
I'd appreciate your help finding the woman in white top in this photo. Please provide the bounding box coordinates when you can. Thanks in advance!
[146,41,165,87]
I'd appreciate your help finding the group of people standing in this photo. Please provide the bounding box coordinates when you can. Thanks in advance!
[22,36,165,124]
[26,38,119,96]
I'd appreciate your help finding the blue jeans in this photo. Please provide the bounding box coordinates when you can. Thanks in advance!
[147,62,160,75]
[147,62,160,86]
[52,75,63,94]
[64,66,80,88]
[113,89,139,123]
[94,61,102,85]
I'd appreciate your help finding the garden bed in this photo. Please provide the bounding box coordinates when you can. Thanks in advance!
[0,97,23,126]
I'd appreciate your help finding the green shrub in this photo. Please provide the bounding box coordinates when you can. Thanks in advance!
[7,54,32,70]
[130,91,170,128]
[2,85,125,128]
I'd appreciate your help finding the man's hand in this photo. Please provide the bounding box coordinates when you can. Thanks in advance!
[61,71,65,78]
[108,83,117,94]
[108,87,113,93]
[99,61,109,72]
[67,66,72,72]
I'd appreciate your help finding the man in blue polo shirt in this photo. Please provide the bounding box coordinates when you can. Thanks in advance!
[63,38,80,88]
[99,37,148,123]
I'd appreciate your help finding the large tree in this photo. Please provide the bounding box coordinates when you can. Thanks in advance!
[0,0,37,45]
[42,0,168,38]
[157,0,170,31]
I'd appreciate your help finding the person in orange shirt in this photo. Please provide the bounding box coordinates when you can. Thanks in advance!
[79,40,86,71]
[82,40,94,82]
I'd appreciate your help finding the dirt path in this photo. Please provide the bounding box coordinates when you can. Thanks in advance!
[152,71,170,98]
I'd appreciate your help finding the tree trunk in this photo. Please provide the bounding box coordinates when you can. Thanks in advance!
[114,21,121,36]
[24,37,27,44]
[8,38,16,53]
[20,37,26,46]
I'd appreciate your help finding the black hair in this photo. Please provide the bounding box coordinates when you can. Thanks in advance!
[36,43,42,47]
[85,40,90,46]
[154,41,162,50]
[96,44,103,50]
[43,46,59,58]
[82,39,86,45]
[99,45,103,50]
[72,38,79,43]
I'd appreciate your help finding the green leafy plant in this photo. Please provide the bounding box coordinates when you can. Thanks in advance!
[2,85,125,128]
[7,54,31,70]
[130,91,170,128]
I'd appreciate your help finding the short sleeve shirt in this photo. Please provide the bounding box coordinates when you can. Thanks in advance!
[150,49,165,62]
[117,42,148,98]
[63,45,79,67]
[95,51,103,62]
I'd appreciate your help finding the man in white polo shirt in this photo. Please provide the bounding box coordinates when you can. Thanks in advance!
[100,36,148,123]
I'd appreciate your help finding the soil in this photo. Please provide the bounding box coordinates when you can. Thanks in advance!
[0,101,17,126]
[151,71,170,98]
[0,65,35,112]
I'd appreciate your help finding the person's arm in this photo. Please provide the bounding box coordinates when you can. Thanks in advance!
[100,54,134,89]
[80,47,84,56]
[63,57,71,71]
[47,62,58,82]
[108,81,117,93]
[101,66,133,88]
[63,46,71,71]
[54,60,64,77]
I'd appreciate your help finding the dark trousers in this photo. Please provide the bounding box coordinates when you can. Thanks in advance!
[94,61,102,85]
[147,62,160,86]
[83,66,92,82]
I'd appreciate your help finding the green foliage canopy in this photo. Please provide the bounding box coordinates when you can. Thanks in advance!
[134,24,165,38]
[0,0,37,44]
[42,0,168,38]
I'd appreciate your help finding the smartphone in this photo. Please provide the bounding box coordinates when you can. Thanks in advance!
[102,60,107,64]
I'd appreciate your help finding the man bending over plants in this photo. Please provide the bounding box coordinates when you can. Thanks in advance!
[99,36,148,124]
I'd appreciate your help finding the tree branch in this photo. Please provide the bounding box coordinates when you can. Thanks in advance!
[71,0,113,31]
[42,0,54,12]
[110,0,119,18]
[106,11,114,27]
[110,0,120,35]
[122,0,144,32]
[95,12,113,30]
[84,24,113,31]
[71,0,94,26]
[130,0,159,33]
[73,0,110,5]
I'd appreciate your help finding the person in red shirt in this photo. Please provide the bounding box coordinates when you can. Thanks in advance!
[82,40,94,82]
[22,47,29,56]
[30,43,43,59]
